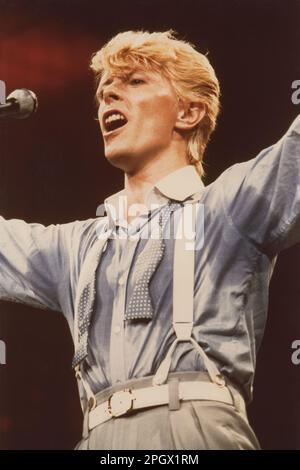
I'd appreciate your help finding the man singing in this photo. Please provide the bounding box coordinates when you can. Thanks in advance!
[1,30,299,449]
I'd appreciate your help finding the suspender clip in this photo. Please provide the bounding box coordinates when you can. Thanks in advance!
[88,395,97,411]
[75,365,82,381]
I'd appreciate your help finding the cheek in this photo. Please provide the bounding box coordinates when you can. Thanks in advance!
[138,95,177,130]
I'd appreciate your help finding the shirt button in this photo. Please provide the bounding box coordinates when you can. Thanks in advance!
[114,325,121,334]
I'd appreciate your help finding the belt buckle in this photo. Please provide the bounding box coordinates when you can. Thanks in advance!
[108,389,134,418]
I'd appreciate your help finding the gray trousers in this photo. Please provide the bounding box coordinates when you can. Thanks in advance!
[75,372,260,450]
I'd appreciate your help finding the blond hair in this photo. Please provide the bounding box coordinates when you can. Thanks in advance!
[90,30,220,177]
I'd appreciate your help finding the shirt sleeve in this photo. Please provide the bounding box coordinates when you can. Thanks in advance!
[220,114,300,254]
[0,216,95,315]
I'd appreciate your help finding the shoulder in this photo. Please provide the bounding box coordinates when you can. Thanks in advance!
[57,216,109,251]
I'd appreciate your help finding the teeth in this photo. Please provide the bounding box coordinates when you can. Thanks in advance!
[105,113,126,124]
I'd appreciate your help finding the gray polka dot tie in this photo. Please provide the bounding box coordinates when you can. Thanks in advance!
[125,202,176,321]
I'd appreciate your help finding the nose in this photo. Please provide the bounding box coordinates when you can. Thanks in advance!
[103,89,119,104]
[102,81,121,105]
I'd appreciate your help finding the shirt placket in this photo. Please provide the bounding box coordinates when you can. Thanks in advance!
[109,225,139,384]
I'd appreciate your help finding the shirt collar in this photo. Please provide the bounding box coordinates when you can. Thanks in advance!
[154,165,204,201]
[104,165,204,228]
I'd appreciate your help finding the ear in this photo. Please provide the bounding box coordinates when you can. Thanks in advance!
[175,100,206,131]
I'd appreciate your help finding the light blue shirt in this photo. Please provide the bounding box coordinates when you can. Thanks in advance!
[0,114,299,403]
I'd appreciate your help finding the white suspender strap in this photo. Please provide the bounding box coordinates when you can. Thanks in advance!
[173,202,197,340]
[75,363,97,411]
[153,202,225,387]
[73,220,112,411]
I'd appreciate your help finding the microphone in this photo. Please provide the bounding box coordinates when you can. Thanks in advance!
[0,88,38,119]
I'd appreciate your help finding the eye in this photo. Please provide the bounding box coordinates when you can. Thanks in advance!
[129,78,145,85]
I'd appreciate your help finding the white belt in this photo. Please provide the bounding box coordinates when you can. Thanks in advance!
[88,381,233,431]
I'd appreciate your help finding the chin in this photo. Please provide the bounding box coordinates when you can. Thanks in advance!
[104,150,133,171]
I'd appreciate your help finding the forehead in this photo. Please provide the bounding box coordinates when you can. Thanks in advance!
[98,67,165,89]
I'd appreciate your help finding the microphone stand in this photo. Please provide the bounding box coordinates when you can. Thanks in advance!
[0,79,5,104]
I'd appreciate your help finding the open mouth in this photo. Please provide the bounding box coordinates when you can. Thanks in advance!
[104,111,128,133]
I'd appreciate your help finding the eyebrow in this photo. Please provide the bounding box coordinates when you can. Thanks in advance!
[96,70,149,101]
[100,77,114,89]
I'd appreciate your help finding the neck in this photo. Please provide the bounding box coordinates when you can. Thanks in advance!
[124,146,189,207]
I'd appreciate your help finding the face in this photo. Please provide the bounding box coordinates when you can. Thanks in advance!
[97,68,180,172]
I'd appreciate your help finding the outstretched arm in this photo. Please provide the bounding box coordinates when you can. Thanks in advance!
[0,216,95,319]
[221,114,300,255]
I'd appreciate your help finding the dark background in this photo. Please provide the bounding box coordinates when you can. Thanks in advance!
[0,0,299,449]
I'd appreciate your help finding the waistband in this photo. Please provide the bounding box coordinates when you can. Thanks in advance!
[81,371,246,436]
[94,371,214,403]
